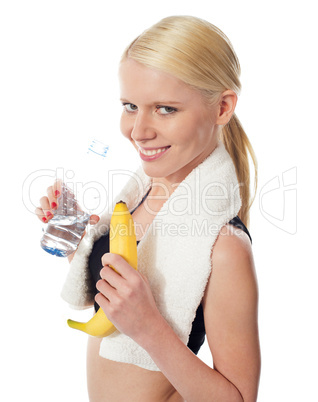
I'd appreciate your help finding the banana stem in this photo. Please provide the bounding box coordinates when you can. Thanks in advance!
[67,319,86,332]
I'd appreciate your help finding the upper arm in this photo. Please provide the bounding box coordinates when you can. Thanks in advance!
[202,225,261,402]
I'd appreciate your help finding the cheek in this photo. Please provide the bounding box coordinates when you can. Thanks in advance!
[192,113,215,140]
[120,115,132,140]
[176,118,204,143]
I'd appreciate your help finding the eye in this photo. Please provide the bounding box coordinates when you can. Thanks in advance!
[122,103,138,113]
[157,106,177,115]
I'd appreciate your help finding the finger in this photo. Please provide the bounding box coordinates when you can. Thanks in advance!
[89,215,100,225]
[39,196,54,221]
[95,292,110,311]
[35,206,48,223]
[100,265,123,288]
[101,253,126,272]
[101,253,136,280]
[47,185,58,211]
[52,180,63,199]
[96,278,117,300]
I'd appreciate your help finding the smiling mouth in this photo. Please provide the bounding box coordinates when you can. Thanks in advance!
[139,146,171,156]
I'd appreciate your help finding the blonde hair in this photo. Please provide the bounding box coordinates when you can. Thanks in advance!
[122,15,257,228]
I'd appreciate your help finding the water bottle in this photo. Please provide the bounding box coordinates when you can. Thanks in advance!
[40,139,109,257]
[40,184,90,257]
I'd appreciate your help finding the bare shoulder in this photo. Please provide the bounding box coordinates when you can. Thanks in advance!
[210,224,257,294]
[204,223,259,322]
[213,223,254,267]
[203,224,260,402]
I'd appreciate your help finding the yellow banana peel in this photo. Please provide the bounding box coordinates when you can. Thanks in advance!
[67,201,138,337]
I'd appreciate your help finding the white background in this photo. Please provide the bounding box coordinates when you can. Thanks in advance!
[1,1,317,401]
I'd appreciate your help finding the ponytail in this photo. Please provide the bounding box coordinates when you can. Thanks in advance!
[220,114,258,229]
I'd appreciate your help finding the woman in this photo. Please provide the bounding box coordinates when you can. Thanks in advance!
[37,16,260,401]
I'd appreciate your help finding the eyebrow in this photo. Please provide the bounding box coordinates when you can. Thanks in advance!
[120,98,183,106]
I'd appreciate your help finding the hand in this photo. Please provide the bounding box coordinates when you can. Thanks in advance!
[35,180,100,225]
[95,253,165,345]
[35,180,100,262]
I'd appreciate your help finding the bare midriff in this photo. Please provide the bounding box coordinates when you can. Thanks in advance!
[87,337,183,402]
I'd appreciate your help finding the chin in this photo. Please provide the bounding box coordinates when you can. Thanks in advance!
[141,163,164,178]
[142,163,183,185]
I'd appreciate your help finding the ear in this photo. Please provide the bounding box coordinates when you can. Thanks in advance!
[216,90,238,125]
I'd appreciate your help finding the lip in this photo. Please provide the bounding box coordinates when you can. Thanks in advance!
[138,145,171,162]
[137,145,170,150]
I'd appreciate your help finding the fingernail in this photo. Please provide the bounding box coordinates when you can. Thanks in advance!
[46,211,53,217]
[54,190,60,197]
[51,202,57,209]
[42,217,47,222]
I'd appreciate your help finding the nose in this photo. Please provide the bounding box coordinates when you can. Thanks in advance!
[130,110,156,143]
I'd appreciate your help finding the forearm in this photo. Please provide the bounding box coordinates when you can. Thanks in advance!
[67,252,75,263]
[67,228,87,263]
[139,319,243,402]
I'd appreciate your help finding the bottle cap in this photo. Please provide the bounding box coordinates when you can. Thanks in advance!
[87,138,109,158]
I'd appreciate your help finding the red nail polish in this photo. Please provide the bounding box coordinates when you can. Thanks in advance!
[54,190,60,197]
[42,217,47,222]
[46,211,53,217]
[51,202,57,209]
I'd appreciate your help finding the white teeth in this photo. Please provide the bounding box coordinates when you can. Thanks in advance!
[140,147,169,156]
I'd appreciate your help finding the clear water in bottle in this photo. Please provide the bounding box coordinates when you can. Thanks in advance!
[40,184,90,257]
[40,138,109,257]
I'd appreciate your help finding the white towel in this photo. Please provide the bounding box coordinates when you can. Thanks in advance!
[61,141,241,371]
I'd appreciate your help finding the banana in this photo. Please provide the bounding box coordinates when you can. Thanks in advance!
[67,200,138,337]
[67,307,117,337]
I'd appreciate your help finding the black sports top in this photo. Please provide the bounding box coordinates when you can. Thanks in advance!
[88,192,252,355]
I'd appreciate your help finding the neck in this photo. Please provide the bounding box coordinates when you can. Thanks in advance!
[150,177,177,198]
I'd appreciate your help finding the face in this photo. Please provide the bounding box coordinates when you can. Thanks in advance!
[119,58,220,184]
